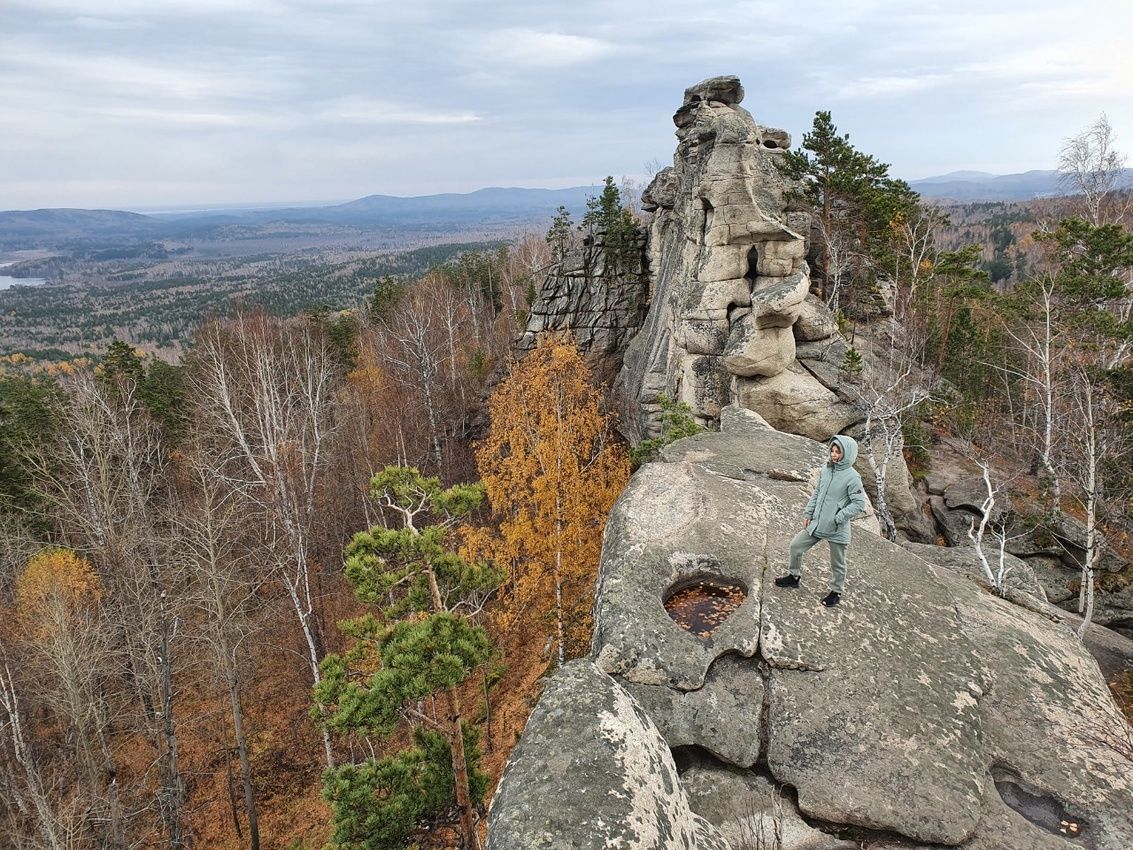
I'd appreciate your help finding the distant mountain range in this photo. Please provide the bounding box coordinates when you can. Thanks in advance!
[909,169,1133,202]
[5,171,1133,249]
[0,186,601,248]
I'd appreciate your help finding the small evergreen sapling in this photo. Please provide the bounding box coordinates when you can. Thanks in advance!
[630,394,704,468]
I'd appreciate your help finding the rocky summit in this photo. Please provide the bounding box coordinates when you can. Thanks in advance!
[616,75,835,443]
[522,74,929,538]
[487,407,1133,850]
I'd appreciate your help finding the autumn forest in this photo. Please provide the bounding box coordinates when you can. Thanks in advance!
[2,111,1133,850]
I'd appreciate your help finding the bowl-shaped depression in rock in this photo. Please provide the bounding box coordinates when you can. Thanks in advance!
[663,576,748,638]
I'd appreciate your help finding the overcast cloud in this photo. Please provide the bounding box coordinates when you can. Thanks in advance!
[2,0,1131,209]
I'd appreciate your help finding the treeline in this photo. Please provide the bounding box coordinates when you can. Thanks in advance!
[0,229,631,850]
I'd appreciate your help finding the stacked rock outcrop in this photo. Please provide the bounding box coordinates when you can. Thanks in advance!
[487,407,1133,850]
[618,76,856,446]
[518,226,649,383]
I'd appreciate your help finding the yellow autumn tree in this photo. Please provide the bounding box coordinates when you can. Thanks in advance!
[14,548,109,793]
[474,337,629,664]
[15,547,102,639]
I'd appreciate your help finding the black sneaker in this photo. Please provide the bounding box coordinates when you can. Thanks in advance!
[822,592,841,607]
[774,575,800,588]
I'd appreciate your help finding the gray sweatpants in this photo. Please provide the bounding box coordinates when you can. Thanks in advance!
[788,530,848,593]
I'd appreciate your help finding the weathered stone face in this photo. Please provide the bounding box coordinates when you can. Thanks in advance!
[519,226,649,384]
[486,660,728,850]
[489,406,1133,850]
[619,75,850,445]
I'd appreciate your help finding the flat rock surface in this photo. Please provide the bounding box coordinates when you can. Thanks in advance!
[945,571,1133,850]
[494,405,1133,850]
[591,450,773,690]
[762,531,988,845]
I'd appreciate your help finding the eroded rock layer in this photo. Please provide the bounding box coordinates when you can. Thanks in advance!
[519,226,649,383]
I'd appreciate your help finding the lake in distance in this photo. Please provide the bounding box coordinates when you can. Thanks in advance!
[0,261,47,289]
[0,276,46,289]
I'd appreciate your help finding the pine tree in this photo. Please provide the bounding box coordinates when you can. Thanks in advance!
[629,393,703,468]
[316,467,500,850]
[580,176,639,277]
[546,205,574,262]
[777,111,917,308]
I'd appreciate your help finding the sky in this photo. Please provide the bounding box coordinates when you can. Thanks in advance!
[2,0,1132,211]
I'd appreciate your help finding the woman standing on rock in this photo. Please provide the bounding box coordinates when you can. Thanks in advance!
[775,435,867,607]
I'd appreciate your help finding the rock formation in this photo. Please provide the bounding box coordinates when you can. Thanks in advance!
[487,406,1133,850]
[618,76,858,447]
[518,225,649,384]
[520,75,931,538]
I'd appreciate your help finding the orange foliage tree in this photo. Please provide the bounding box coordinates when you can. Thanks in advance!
[15,547,102,637]
[14,548,110,796]
[474,337,629,665]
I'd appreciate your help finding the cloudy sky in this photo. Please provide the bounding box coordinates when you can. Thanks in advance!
[3,0,1131,210]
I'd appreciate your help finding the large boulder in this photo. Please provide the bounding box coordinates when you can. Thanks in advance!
[943,475,1013,525]
[1045,512,1126,573]
[736,366,859,441]
[931,494,981,546]
[1004,514,1132,629]
[491,405,1133,850]
[486,660,727,850]
[793,294,839,342]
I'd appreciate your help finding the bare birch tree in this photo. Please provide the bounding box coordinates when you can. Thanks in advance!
[26,368,187,848]
[1061,368,1125,638]
[890,203,948,320]
[995,273,1063,504]
[173,448,263,850]
[373,283,450,470]
[965,461,1012,595]
[0,660,82,850]
[848,330,932,542]
[1059,114,1130,227]
[189,314,338,769]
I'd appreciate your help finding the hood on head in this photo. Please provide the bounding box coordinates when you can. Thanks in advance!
[830,435,858,469]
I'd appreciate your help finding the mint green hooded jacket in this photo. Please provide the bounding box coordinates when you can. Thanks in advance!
[803,435,867,545]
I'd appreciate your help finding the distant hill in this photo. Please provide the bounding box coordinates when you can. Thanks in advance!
[0,208,162,244]
[914,170,997,183]
[0,186,602,248]
[328,186,600,222]
[910,169,1133,202]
